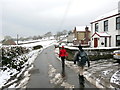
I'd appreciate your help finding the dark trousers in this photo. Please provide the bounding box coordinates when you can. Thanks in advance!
[78,74,85,88]
[61,56,65,69]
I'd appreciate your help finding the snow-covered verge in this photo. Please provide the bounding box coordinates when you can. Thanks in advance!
[0,39,57,89]
[110,70,120,88]
[83,60,120,89]
[55,47,120,89]
[0,49,40,88]
[1,46,30,71]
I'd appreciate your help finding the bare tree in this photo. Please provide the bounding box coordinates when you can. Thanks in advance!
[4,36,12,40]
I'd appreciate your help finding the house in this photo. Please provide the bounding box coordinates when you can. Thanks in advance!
[73,26,91,46]
[67,31,74,43]
[90,1,120,48]
[2,39,16,45]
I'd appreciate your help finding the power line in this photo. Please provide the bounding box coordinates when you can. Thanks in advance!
[58,0,73,32]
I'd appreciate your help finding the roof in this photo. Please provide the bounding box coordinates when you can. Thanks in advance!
[91,9,118,23]
[74,26,91,31]
[92,32,111,37]
[2,39,16,45]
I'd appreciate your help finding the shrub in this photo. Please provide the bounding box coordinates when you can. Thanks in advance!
[1,46,30,71]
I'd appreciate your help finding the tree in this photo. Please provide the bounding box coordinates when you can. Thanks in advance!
[33,36,38,40]
[44,32,52,37]
[68,30,73,35]
[56,31,63,37]
[62,30,68,35]
[4,36,12,40]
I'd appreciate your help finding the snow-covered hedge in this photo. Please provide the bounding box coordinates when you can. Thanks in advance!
[1,46,30,71]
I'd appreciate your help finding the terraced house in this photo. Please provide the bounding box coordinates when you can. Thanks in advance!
[73,26,91,46]
[90,1,120,48]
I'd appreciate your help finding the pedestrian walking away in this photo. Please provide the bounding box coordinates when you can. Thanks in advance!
[73,45,90,88]
[59,46,68,70]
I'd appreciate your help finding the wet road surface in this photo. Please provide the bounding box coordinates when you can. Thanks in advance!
[27,46,97,88]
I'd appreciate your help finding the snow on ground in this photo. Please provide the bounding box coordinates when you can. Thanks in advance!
[55,47,120,89]
[19,39,56,48]
[110,70,120,87]
[16,39,42,44]
[0,68,18,88]
[0,39,57,88]
[48,64,74,88]
[1,39,120,88]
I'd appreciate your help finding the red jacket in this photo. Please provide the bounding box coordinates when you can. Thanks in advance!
[59,49,68,57]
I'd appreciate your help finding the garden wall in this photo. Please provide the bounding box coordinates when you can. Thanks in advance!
[59,46,120,61]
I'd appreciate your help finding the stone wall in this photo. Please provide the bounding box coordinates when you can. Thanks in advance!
[61,47,120,61]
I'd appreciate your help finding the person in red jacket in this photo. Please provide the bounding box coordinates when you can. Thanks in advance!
[59,46,68,70]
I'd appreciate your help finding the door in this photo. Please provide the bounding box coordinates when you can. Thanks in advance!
[94,38,98,47]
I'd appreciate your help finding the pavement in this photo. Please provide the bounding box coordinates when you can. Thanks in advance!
[55,48,120,89]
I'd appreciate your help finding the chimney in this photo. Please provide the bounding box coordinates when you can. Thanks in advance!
[85,26,89,31]
[118,1,120,13]
[85,26,90,44]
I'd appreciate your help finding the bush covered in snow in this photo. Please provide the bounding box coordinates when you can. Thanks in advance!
[1,46,30,71]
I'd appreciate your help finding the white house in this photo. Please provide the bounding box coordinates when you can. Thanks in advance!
[67,31,75,43]
[90,1,120,48]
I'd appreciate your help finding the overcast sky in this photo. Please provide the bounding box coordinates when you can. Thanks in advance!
[1,0,120,39]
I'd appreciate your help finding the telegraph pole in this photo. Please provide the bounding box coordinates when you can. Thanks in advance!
[17,34,19,45]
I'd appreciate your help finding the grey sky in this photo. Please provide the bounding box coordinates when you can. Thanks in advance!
[1,0,120,38]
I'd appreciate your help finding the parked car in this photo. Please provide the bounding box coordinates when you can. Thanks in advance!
[113,50,120,60]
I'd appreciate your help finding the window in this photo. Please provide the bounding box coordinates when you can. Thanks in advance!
[116,35,120,46]
[116,17,120,30]
[104,20,108,31]
[95,23,98,32]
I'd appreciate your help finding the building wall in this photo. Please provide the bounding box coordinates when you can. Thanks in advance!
[77,32,85,40]
[118,1,120,13]
[108,16,118,47]
[91,15,119,47]
[100,37,105,47]
[67,33,75,42]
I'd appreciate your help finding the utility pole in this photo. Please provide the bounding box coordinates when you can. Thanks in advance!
[17,34,19,45]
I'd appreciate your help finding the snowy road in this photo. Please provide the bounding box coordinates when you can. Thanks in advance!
[26,46,97,88]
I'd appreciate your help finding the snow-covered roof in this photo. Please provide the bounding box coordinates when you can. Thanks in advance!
[49,36,55,39]
[91,9,118,23]
[92,32,111,37]
[75,26,91,31]
[97,32,111,37]
[62,39,67,42]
